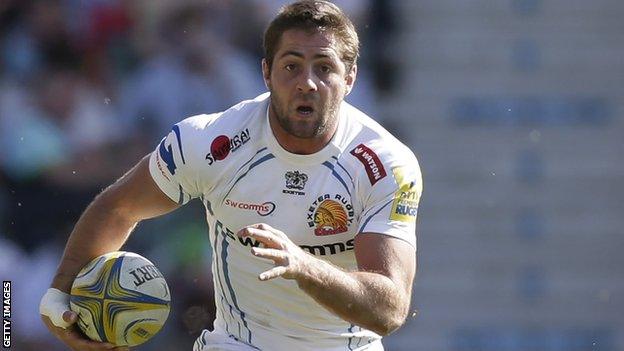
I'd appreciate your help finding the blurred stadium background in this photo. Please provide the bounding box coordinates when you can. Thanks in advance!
[0,0,622,350]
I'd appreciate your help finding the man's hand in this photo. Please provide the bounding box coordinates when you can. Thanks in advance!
[238,224,416,336]
[41,157,178,350]
[40,289,129,351]
[237,223,312,281]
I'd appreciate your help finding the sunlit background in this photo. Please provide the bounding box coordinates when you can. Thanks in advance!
[0,1,622,350]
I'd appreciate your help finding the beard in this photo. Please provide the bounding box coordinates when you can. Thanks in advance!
[269,91,340,139]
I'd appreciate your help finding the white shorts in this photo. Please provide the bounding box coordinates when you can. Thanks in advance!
[192,329,384,351]
[193,330,258,351]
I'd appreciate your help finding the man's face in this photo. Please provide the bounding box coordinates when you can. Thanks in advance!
[263,29,356,140]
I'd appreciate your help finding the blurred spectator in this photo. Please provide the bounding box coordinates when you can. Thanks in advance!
[119,3,265,139]
[1,0,81,82]
[0,67,125,252]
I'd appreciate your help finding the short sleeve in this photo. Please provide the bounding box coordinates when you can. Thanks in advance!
[148,120,205,205]
[357,152,422,250]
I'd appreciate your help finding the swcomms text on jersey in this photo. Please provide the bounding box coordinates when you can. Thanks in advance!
[215,220,355,256]
[300,239,355,256]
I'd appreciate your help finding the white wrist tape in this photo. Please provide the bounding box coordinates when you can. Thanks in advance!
[39,288,72,328]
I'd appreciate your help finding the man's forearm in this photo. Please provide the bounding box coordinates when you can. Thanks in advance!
[239,225,414,335]
[51,191,138,292]
[295,256,409,336]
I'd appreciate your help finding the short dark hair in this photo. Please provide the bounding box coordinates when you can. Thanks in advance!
[263,0,359,72]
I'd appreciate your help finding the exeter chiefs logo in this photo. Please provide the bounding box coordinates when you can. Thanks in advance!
[307,194,354,236]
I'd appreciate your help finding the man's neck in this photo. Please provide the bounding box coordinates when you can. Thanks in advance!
[268,107,338,155]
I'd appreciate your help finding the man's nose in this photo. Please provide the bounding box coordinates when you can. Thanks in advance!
[296,69,318,92]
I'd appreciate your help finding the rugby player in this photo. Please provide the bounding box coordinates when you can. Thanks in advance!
[40,1,422,350]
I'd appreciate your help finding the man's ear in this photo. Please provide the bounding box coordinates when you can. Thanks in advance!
[262,59,271,89]
[344,64,357,96]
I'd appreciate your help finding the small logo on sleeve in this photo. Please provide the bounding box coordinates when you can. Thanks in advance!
[205,128,251,165]
[156,125,186,179]
[350,144,387,185]
[389,167,419,223]
[158,138,177,176]
[155,149,171,181]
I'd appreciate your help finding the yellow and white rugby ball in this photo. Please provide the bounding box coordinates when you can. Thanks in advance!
[70,251,171,346]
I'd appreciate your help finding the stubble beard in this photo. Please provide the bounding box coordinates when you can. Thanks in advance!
[270,93,340,140]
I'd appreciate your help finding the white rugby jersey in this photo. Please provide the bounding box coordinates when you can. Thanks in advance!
[148,93,422,351]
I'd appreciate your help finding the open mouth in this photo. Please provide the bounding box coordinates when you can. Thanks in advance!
[296,105,314,115]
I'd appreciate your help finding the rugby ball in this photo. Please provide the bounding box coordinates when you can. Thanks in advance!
[70,251,171,346]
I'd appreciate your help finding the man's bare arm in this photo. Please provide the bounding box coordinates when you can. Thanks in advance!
[51,155,180,293]
[297,233,415,335]
[238,224,416,336]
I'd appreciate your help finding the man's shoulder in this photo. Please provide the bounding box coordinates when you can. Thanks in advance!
[335,102,420,193]
[163,93,268,167]
[177,93,269,134]
[342,103,417,166]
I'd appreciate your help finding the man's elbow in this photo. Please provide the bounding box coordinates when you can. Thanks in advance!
[370,313,407,336]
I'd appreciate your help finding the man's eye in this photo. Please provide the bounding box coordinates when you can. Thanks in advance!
[285,64,296,71]
[320,65,332,73]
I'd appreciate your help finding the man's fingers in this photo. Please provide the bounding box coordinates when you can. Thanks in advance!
[239,223,287,238]
[41,314,71,333]
[40,288,73,328]
[238,227,283,248]
[238,226,273,239]
[63,328,117,349]
[42,314,117,350]
[63,310,78,324]
[259,266,288,281]
[252,247,290,280]
[251,247,287,261]
[248,223,276,232]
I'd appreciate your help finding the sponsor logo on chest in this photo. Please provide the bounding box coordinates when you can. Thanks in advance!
[224,199,276,216]
[213,220,352,256]
[307,193,354,236]
[205,128,251,165]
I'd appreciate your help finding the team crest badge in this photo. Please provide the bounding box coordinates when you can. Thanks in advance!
[307,194,354,236]
[283,171,308,195]
[285,171,308,190]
